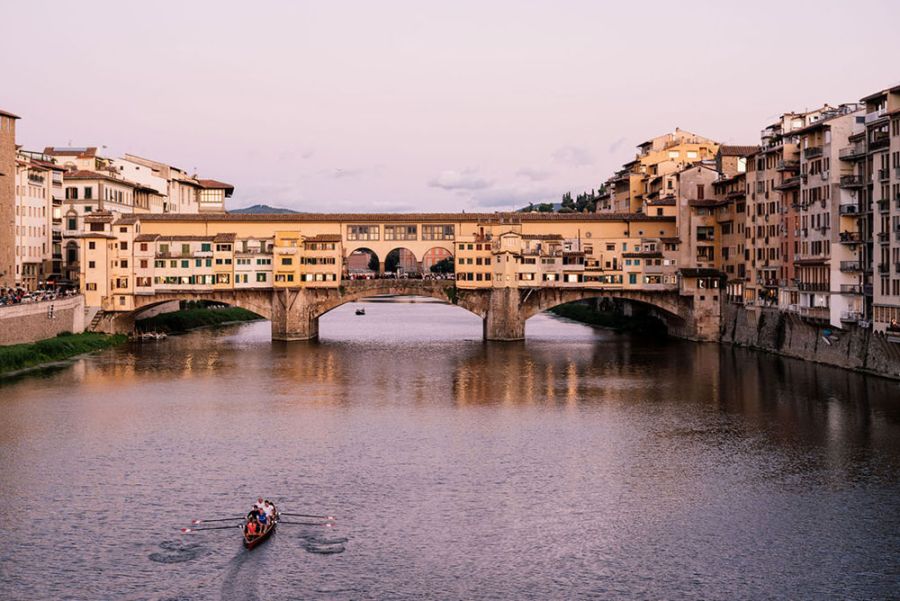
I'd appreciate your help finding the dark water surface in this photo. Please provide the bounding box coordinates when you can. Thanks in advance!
[1,298,899,600]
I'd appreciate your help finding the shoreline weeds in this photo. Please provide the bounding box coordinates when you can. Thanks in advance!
[0,333,127,378]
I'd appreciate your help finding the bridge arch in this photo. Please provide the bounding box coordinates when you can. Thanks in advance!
[384,247,420,274]
[345,247,380,275]
[422,247,453,272]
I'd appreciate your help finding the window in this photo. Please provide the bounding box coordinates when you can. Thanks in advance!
[88,261,95,268]
[182,244,190,255]
[281,257,293,265]
[140,260,148,268]
[256,273,267,282]
[347,225,379,241]
[181,260,189,268]
[67,217,77,230]
[84,187,93,199]
[88,241,96,250]
[140,243,148,251]
[65,187,78,200]
[215,244,232,252]
[121,260,128,268]
[384,225,417,240]
[201,243,211,252]
[120,241,128,250]
[422,224,454,240]
[85,283,97,291]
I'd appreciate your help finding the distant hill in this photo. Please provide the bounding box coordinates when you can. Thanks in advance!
[229,204,300,214]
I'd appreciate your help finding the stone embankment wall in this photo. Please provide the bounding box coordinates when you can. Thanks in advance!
[720,303,900,380]
[0,295,85,345]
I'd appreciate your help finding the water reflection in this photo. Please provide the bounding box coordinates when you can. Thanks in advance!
[1,302,898,599]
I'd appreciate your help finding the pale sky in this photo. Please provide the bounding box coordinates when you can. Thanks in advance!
[2,0,898,212]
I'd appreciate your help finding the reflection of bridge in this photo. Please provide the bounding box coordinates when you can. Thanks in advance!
[97,279,714,341]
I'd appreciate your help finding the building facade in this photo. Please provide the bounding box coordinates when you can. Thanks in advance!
[0,109,19,288]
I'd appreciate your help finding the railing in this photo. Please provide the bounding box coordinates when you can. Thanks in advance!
[838,144,866,160]
[803,146,823,159]
[799,306,829,320]
[839,261,864,272]
[840,311,863,323]
[776,176,801,189]
[864,108,887,123]
[797,282,829,292]
[838,203,860,215]
[838,231,862,243]
[839,284,861,294]
[776,159,800,171]
[839,175,864,188]
[869,136,889,151]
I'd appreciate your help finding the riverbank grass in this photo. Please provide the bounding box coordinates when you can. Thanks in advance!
[0,332,127,376]
[136,306,261,334]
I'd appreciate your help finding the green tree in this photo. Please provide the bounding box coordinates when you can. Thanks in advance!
[561,191,575,210]
[430,257,455,273]
[537,202,554,213]
[367,252,379,272]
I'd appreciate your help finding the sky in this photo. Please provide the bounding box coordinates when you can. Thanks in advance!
[2,0,898,213]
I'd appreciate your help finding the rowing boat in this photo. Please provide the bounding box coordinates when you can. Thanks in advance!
[243,504,278,549]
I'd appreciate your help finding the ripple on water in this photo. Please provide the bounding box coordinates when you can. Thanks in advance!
[148,540,205,564]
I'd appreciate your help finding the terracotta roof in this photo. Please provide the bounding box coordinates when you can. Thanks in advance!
[718,145,759,157]
[522,234,563,240]
[648,198,676,206]
[304,234,342,242]
[134,234,161,242]
[44,147,97,158]
[63,170,139,187]
[84,212,114,222]
[213,233,236,242]
[689,199,728,208]
[660,237,681,244]
[155,235,215,242]
[197,179,234,193]
[0,109,21,120]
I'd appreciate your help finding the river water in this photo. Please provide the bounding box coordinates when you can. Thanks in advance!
[1,298,899,600]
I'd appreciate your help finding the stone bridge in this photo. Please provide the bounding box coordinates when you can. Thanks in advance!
[97,279,717,341]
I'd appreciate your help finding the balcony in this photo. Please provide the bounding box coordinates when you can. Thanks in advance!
[869,136,889,151]
[840,261,864,272]
[776,159,800,171]
[803,146,823,159]
[878,200,889,212]
[838,203,860,215]
[840,311,864,323]
[864,108,887,124]
[775,176,801,190]
[799,306,829,322]
[839,284,862,295]
[838,144,866,160]
[797,282,829,292]
[838,231,862,244]
[878,168,890,181]
[839,175,864,188]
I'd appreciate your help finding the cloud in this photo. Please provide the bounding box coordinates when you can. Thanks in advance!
[472,185,556,209]
[551,145,594,167]
[515,167,553,181]
[428,169,493,191]
[607,137,626,154]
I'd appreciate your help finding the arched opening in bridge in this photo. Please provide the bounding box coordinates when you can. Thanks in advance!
[422,247,454,275]
[534,297,675,337]
[384,248,419,275]
[346,248,380,277]
[132,299,266,334]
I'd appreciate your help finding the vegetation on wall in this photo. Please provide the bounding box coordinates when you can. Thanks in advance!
[136,306,261,333]
[0,332,127,376]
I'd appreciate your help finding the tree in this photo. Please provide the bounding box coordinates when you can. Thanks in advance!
[367,252,379,272]
[537,202,555,213]
[561,191,575,210]
[430,257,455,273]
[385,249,400,273]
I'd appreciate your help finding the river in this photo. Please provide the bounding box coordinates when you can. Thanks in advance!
[1,298,899,600]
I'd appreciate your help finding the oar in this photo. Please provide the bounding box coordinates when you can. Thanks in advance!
[181,525,243,533]
[279,520,335,527]
[280,513,336,520]
[190,517,244,524]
